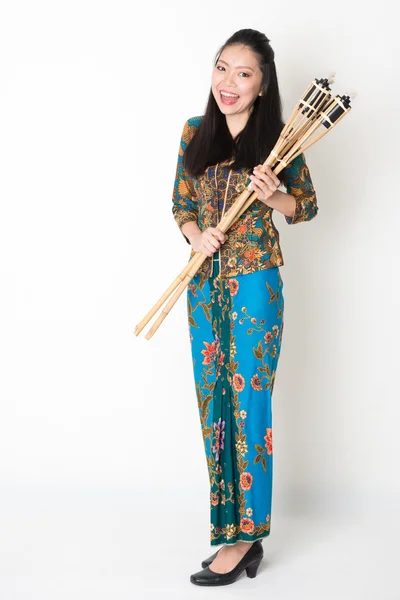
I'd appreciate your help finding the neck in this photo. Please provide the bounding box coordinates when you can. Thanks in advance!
[225,106,253,139]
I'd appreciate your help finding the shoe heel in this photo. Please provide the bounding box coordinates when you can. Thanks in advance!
[245,557,262,578]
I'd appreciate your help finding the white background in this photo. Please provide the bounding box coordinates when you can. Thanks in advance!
[0,0,399,598]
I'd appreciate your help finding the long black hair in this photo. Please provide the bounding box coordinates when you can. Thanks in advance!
[183,28,288,186]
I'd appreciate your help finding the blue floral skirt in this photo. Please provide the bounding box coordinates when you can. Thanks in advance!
[187,255,284,547]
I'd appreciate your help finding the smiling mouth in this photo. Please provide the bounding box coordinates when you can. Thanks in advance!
[220,91,240,99]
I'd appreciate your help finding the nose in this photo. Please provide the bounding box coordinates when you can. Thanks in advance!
[224,71,235,87]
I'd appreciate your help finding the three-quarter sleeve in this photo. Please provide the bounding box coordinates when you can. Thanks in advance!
[171,119,199,244]
[283,152,318,225]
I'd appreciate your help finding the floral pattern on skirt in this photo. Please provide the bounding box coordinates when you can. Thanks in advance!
[187,257,284,546]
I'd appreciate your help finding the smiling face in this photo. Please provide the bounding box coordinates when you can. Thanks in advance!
[212,44,264,118]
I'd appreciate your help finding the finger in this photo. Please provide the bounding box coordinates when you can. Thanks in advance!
[254,165,279,187]
[252,170,276,191]
[249,177,263,196]
[265,177,278,192]
[215,228,227,243]
[201,241,214,256]
[205,235,220,251]
[250,178,271,202]
[250,174,272,194]
[263,165,280,187]
[263,175,277,193]
[211,228,226,243]
[204,241,218,255]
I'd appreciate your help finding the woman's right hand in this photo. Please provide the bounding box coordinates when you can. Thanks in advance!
[189,227,228,257]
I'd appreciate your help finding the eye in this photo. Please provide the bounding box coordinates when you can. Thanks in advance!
[216,65,250,77]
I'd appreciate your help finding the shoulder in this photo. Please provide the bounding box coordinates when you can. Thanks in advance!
[282,152,308,182]
[183,115,203,138]
[180,115,203,147]
[187,115,203,128]
[286,152,306,170]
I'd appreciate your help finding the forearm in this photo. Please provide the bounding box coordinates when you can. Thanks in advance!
[181,220,201,243]
[263,189,296,219]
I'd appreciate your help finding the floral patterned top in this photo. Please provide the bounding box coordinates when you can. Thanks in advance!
[172,115,318,278]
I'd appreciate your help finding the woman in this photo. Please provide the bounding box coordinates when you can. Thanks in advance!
[171,29,318,586]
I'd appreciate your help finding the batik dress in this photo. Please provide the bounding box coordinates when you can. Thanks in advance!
[187,161,284,547]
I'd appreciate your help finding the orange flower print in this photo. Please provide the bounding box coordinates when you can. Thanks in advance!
[251,374,262,391]
[228,278,239,296]
[238,224,247,234]
[188,283,197,297]
[244,249,256,262]
[233,373,245,392]
[201,333,221,366]
[240,517,255,533]
[210,492,219,506]
[243,248,263,266]
[264,331,273,343]
[264,428,273,455]
[240,472,253,490]
[201,340,218,365]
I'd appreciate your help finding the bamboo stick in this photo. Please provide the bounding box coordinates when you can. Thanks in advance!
[135,79,353,339]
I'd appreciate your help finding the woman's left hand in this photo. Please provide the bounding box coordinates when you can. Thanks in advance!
[249,164,281,204]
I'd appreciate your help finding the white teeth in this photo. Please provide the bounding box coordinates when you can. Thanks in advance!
[221,91,239,98]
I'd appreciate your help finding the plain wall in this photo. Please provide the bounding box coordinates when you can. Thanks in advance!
[0,0,398,551]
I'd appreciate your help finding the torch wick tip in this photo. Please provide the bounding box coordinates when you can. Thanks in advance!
[327,72,336,84]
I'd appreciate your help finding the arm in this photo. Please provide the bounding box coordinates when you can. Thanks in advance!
[181,220,201,244]
[260,188,296,219]
[281,152,318,224]
[171,120,199,244]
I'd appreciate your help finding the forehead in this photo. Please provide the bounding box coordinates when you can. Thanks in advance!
[218,45,259,70]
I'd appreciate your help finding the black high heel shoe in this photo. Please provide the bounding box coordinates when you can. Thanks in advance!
[201,538,263,568]
[190,540,264,586]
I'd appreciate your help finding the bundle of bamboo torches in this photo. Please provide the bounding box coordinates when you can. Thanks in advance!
[135,75,354,340]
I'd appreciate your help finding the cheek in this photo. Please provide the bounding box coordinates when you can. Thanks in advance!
[211,71,222,88]
[239,81,257,97]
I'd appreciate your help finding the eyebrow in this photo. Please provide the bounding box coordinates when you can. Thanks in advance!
[217,59,255,72]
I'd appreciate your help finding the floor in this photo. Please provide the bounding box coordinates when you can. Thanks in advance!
[0,483,398,600]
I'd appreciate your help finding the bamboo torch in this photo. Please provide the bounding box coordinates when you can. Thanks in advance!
[135,76,354,340]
